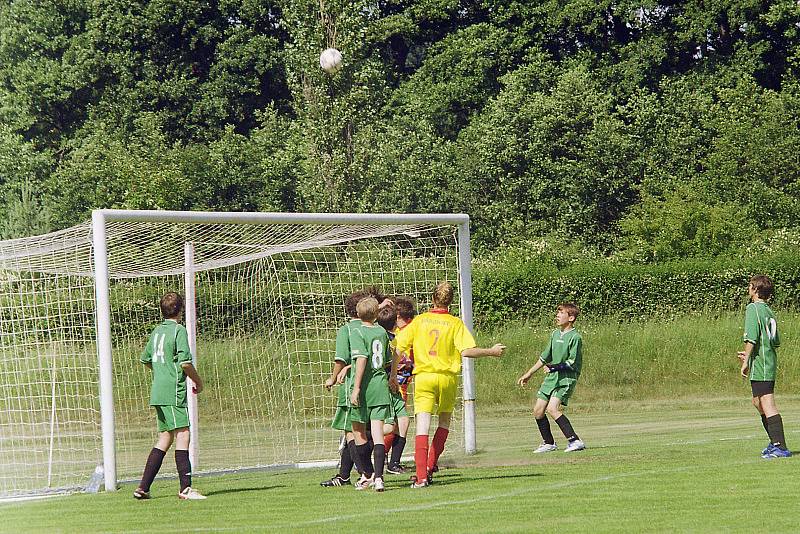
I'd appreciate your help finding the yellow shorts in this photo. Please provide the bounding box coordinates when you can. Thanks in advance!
[413,372,457,414]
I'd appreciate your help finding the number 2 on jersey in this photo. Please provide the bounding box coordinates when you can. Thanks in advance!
[428,329,440,357]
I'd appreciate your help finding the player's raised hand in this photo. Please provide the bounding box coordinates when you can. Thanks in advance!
[491,343,506,357]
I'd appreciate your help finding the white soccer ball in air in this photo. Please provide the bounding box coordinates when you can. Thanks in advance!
[320,48,343,74]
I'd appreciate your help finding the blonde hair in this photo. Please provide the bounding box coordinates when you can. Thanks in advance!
[432,281,454,308]
[356,297,379,322]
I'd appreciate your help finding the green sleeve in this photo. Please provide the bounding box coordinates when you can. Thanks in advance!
[567,335,582,374]
[743,304,759,345]
[175,325,192,364]
[349,328,368,360]
[335,325,350,364]
[140,333,153,364]
[539,333,553,363]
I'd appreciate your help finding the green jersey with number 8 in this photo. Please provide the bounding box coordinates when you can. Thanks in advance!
[349,323,392,407]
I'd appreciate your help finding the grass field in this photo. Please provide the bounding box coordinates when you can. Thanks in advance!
[3,396,799,533]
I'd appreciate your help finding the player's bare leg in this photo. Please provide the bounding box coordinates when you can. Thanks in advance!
[532,398,556,453]
[547,397,584,452]
[755,394,790,457]
[134,430,174,499]
[370,419,386,491]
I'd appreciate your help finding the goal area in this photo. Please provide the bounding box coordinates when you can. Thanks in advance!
[0,210,476,497]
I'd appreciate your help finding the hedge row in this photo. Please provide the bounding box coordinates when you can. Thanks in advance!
[471,252,800,326]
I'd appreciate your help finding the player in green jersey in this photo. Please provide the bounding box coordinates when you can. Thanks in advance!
[517,302,585,453]
[378,300,413,475]
[133,292,206,500]
[321,288,383,487]
[737,275,791,458]
[350,297,394,492]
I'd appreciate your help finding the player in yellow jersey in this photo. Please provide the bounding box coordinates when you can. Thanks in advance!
[395,281,505,488]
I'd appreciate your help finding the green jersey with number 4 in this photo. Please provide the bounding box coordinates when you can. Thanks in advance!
[743,301,780,381]
[349,323,392,407]
[140,319,193,407]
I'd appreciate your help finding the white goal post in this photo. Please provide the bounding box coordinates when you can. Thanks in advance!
[0,209,477,497]
[89,210,478,492]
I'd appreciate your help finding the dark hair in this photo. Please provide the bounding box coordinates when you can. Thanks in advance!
[394,296,417,321]
[345,286,386,318]
[557,302,580,321]
[377,304,397,331]
[432,281,454,308]
[750,275,774,300]
[160,292,184,319]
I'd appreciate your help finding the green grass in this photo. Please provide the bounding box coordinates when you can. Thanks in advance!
[3,396,799,533]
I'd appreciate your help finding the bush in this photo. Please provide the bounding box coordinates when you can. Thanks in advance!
[472,252,800,326]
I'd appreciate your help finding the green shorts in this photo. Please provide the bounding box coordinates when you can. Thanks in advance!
[331,406,354,432]
[366,404,391,422]
[390,391,408,419]
[155,405,189,432]
[348,403,369,425]
[537,378,577,406]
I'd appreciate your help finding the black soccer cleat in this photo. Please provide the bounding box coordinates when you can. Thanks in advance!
[386,463,405,475]
[320,474,351,487]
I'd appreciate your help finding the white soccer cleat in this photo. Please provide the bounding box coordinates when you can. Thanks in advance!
[178,487,207,500]
[564,439,586,452]
[534,443,558,453]
[373,477,385,492]
[354,474,374,491]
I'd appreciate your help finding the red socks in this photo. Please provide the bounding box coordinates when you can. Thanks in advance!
[384,433,396,451]
[414,435,429,481]
[428,427,449,472]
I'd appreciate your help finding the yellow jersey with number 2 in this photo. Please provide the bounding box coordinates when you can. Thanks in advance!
[395,308,476,375]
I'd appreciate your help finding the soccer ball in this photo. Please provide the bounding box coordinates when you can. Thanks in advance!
[319,48,343,74]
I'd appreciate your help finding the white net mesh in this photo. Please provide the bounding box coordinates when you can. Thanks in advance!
[0,214,465,496]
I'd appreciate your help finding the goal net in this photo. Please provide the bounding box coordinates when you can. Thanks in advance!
[0,211,475,497]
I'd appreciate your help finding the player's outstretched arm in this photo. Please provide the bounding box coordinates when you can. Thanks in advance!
[462,343,505,359]
[181,362,204,394]
[517,359,544,386]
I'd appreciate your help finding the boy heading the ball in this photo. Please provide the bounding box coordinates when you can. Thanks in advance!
[517,302,585,454]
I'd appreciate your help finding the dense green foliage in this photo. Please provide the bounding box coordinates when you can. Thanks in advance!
[473,251,800,325]
[1,0,799,258]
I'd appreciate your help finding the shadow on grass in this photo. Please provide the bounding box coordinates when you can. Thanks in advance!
[386,470,544,489]
[205,484,285,496]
